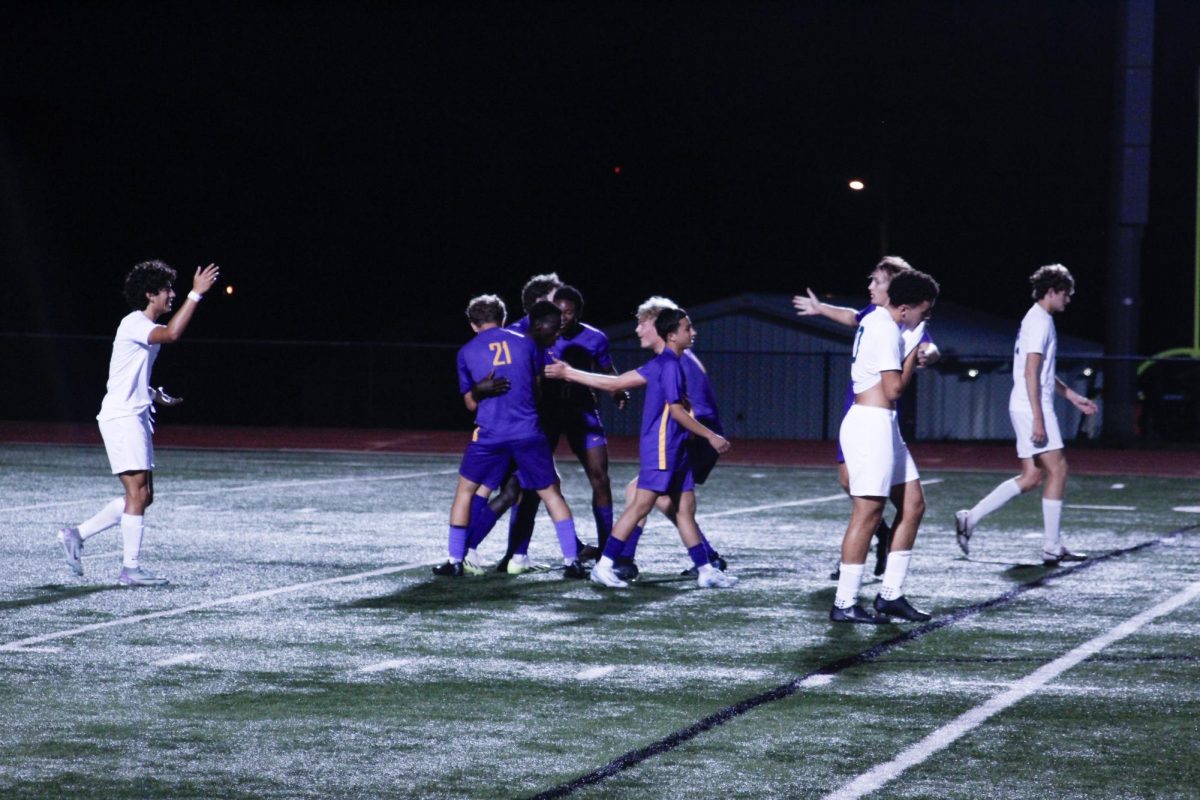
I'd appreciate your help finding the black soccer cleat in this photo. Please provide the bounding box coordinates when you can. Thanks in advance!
[873,594,932,622]
[563,560,587,579]
[829,603,888,624]
[1042,547,1088,566]
[432,561,464,577]
[612,559,640,581]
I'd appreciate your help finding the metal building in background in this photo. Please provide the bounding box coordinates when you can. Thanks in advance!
[597,293,1103,442]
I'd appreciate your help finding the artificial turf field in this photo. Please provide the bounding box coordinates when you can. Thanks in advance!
[1,441,1197,799]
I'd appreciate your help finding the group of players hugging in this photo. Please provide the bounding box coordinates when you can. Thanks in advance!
[60,258,1096,624]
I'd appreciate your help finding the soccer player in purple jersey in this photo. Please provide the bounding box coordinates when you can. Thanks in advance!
[437,294,585,579]
[954,264,1097,564]
[793,256,940,579]
[546,307,736,589]
[608,296,727,581]
[503,285,628,566]
[831,270,939,623]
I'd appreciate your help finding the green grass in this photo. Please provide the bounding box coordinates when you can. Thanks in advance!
[1,443,1197,798]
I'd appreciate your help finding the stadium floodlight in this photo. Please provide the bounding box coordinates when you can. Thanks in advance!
[848,179,865,191]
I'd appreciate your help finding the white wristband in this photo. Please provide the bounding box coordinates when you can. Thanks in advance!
[187,291,203,303]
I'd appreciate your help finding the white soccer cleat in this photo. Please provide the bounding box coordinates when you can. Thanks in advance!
[58,526,84,576]
[463,553,492,575]
[506,554,531,575]
[954,509,973,555]
[117,566,169,587]
[589,559,628,588]
[696,563,738,588]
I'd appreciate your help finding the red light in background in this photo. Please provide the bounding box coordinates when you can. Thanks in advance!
[613,166,622,175]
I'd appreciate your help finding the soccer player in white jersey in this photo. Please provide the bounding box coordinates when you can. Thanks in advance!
[57,260,220,586]
[954,264,1098,564]
[832,270,940,624]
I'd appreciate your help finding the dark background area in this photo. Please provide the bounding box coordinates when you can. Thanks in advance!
[2,1,1197,352]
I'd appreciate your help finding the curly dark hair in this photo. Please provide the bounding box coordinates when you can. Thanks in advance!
[521,272,564,313]
[887,270,940,307]
[123,260,177,310]
[1030,264,1074,300]
[553,284,584,316]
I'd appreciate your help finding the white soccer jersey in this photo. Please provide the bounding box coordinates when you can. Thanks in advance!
[1009,303,1056,412]
[850,306,902,395]
[97,311,162,422]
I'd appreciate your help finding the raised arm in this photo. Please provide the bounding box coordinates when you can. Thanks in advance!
[545,358,647,392]
[792,288,859,328]
[149,264,220,345]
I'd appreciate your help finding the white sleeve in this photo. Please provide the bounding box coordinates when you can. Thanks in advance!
[1016,313,1048,356]
[865,315,902,373]
[901,321,926,359]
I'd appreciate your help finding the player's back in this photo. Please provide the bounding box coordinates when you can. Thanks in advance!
[456,327,541,442]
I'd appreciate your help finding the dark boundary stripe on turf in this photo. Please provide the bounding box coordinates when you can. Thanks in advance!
[527,524,1199,799]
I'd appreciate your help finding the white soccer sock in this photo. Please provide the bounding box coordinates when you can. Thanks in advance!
[834,563,865,609]
[120,514,144,569]
[879,550,913,601]
[78,498,125,540]
[969,478,1022,528]
[1042,498,1064,555]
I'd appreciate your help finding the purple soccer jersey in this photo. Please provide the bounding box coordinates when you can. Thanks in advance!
[456,327,541,443]
[635,348,689,473]
[548,322,613,410]
[507,315,531,334]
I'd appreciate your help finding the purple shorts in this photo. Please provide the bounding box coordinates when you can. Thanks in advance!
[637,453,695,495]
[460,434,559,491]
[545,407,607,455]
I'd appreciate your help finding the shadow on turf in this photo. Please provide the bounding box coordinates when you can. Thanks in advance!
[341,567,741,613]
[0,583,122,611]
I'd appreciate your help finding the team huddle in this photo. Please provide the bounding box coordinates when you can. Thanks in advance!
[56,258,1098,624]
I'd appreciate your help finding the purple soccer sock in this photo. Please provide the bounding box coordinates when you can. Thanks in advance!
[687,543,708,568]
[592,505,613,547]
[467,498,499,549]
[448,525,469,561]
[620,525,644,560]
[602,534,625,562]
[554,518,579,560]
[698,530,718,561]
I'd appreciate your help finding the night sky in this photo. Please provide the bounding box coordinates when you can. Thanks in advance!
[3,1,1198,353]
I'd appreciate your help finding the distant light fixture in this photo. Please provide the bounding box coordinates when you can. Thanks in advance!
[613,165,622,175]
[967,368,980,379]
[225,285,234,296]
[1082,367,1094,377]
[848,180,865,191]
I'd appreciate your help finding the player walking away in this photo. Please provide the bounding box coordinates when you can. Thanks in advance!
[438,295,585,579]
[793,256,940,580]
[608,296,727,582]
[832,270,939,623]
[57,260,220,586]
[954,264,1098,564]
[546,307,736,589]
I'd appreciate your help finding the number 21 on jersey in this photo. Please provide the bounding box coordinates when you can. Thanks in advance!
[488,340,513,366]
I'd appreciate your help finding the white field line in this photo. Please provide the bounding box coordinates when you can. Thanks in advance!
[821,579,1200,800]
[0,469,458,514]
[0,560,426,653]
[1066,504,1136,511]
[358,658,417,674]
[575,665,617,681]
[152,652,205,667]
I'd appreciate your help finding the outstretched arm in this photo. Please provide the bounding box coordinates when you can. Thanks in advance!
[149,264,220,345]
[545,358,647,392]
[792,288,859,328]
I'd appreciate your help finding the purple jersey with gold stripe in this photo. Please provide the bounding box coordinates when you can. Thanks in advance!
[635,348,688,471]
[456,326,541,443]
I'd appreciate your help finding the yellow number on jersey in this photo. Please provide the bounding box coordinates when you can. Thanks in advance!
[488,340,512,366]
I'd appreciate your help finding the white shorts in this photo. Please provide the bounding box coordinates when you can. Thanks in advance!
[1010,406,1064,459]
[839,404,919,497]
[98,413,155,474]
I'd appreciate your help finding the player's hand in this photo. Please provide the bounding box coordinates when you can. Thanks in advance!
[1071,392,1099,416]
[792,288,821,316]
[153,386,184,407]
[613,390,630,411]
[709,434,732,455]
[917,342,940,368]
[192,263,220,297]
[1031,420,1048,447]
[543,358,568,380]
[471,370,510,401]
